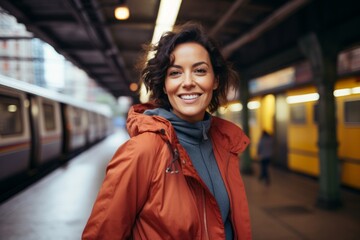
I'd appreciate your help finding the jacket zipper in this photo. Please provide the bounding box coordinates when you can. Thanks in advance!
[159,128,179,174]
[202,188,210,240]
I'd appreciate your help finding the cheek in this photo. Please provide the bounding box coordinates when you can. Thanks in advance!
[164,80,172,94]
[204,79,217,93]
[164,78,180,94]
[164,79,169,93]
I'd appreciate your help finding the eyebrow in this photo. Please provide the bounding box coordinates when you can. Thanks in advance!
[169,61,209,69]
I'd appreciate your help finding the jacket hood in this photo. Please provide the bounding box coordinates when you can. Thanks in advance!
[127,103,249,154]
[126,103,177,143]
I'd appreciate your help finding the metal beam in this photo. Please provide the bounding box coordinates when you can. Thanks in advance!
[64,0,106,49]
[64,0,129,90]
[0,36,34,40]
[0,56,44,61]
[241,47,303,80]
[33,18,77,26]
[209,0,248,37]
[91,0,132,85]
[221,0,311,58]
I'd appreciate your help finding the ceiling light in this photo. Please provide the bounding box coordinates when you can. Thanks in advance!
[352,87,360,94]
[140,0,182,103]
[114,1,130,20]
[334,88,351,97]
[129,83,138,92]
[286,93,319,104]
[150,0,182,45]
[229,103,243,112]
[247,101,260,110]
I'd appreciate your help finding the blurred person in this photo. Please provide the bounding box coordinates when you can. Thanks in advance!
[82,22,251,240]
[257,130,273,185]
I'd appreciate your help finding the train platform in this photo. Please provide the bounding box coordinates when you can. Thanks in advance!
[0,129,359,240]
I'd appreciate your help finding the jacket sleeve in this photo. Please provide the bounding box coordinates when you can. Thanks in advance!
[82,135,157,239]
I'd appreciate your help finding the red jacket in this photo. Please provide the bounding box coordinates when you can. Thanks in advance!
[82,104,251,239]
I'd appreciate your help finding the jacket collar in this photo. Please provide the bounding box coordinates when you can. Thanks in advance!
[127,103,250,154]
[210,117,250,154]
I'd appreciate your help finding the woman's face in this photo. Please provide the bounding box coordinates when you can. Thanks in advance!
[165,42,218,123]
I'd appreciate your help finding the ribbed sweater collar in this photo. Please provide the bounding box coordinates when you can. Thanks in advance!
[144,108,211,144]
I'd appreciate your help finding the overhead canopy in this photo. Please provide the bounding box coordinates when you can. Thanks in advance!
[1,0,359,99]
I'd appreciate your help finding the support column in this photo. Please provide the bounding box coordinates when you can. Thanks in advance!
[299,33,341,209]
[239,76,253,174]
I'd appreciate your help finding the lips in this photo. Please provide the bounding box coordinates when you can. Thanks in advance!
[179,94,201,100]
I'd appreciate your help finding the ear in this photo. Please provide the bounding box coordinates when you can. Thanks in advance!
[163,87,167,94]
[213,77,219,90]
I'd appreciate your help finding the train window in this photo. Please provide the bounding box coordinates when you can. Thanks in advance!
[89,112,95,124]
[0,94,23,136]
[73,108,82,127]
[290,104,306,124]
[43,102,56,131]
[344,100,360,124]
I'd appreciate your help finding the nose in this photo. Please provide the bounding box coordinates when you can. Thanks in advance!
[182,72,195,88]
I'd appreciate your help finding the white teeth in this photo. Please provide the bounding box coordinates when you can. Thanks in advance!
[180,94,199,100]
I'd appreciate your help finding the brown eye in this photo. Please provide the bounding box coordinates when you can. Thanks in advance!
[169,70,181,76]
[195,68,207,74]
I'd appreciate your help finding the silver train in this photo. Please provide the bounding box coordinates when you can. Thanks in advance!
[0,75,113,198]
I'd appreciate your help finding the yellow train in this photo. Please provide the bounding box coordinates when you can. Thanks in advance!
[218,76,360,190]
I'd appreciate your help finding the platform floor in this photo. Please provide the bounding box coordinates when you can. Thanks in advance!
[1,129,359,240]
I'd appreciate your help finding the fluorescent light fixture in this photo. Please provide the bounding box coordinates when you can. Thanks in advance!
[286,93,319,104]
[151,0,182,45]
[286,86,360,104]
[247,101,260,109]
[351,87,360,94]
[334,88,351,97]
[229,103,243,112]
[333,87,360,96]
[140,0,182,103]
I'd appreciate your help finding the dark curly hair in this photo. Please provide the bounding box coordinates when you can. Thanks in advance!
[139,22,239,112]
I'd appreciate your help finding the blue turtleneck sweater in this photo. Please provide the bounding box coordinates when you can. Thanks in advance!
[144,108,233,239]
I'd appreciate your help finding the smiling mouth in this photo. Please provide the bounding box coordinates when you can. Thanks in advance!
[179,94,201,100]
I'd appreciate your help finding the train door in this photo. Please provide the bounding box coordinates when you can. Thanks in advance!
[28,95,41,169]
[37,97,63,164]
[0,87,31,181]
[87,111,97,145]
[67,106,86,151]
[96,113,104,140]
[274,94,289,168]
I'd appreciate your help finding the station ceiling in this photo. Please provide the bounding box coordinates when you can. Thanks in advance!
[1,0,359,100]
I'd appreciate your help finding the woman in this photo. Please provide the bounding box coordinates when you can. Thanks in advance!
[82,22,251,240]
